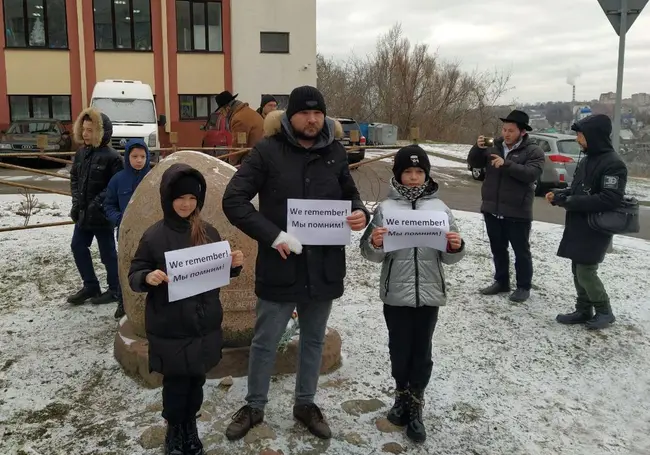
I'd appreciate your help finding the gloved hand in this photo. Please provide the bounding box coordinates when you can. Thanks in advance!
[70,206,79,222]
[552,192,568,206]
[272,231,303,255]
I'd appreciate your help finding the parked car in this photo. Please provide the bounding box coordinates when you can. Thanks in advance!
[0,119,74,160]
[335,117,366,164]
[467,133,582,195]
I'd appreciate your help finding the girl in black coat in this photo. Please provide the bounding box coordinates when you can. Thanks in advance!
[129,163,243,455]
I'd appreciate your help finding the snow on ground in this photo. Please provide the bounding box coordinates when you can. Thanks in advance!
[626,177,650,202]
[419,143,472,161]
[1,195,650,455]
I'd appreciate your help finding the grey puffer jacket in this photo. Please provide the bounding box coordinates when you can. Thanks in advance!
[360,182,466,308]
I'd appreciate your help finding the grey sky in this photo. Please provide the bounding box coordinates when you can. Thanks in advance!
[316,0,650,103]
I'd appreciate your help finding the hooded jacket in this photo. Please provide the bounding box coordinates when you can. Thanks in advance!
[103,138,151,227]
[222,109,369,303]
[70,107,124,229]
[128,163,242,377]
[554,114,627,264]
[360,180,466,308]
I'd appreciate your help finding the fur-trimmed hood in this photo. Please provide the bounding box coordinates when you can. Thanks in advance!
[263,110,343,144]
[73,107,113,148]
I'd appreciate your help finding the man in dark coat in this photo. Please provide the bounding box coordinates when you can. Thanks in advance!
[222,86,369,441]
[256,94,278,119]
[548,114,627,330]
[68,107,123,306]
[467,110,545,302]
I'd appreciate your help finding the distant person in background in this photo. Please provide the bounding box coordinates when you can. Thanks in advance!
[548,114,627,330]
[103,138,152,319]
[467,110,545,303]
[214,91,264,166]
[68,107,123,307]
[256,95,278,119]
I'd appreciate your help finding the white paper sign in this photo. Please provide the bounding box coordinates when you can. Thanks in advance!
[287,198,352,245]
[165,240,233,302]
[382,210,450,252]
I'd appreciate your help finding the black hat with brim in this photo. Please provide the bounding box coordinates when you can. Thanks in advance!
[499,109,533,131]
[215,91,238,110]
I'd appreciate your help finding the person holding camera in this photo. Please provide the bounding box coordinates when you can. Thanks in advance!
[467,110,545,303]
[547,114,627,330]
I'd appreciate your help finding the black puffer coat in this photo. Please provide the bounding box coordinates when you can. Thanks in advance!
[467,135,544,220]
[555,115,627,265]
[70,107,123,229]
[222,110,369,303]
[128,164,242,377]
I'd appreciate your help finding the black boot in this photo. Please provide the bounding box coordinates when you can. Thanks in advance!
[114,300,125,319]
[67,287,100,306]
[89,290,118,305]
[386,384,410,427]
[165,423,184,455]
[480,282,510,296]
[406,388,426,443]
[183,418,204,455]
[556,302,593,325]
[586,302,615,330]
[509,288,530,303]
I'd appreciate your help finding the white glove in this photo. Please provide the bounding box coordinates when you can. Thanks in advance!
[272,231,303,255]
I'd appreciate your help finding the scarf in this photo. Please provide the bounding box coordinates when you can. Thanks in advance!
[391,177,433,202]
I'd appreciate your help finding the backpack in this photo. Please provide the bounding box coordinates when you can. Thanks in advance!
[202,112,232,151]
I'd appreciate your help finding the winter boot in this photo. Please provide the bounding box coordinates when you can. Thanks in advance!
[406,388,426,443]
[480,282,510,296]
[386,384,410,426]
[67,287,101,306]
[225,405,264,441]
[586,302,616,330]
[293,403,332,439]
[114,300,126,319]
[164,423,184,455]
[89,290,118,305]
[183,418,204,455]
[556,301,594,325]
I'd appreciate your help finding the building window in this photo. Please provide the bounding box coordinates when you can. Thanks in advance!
[179,95,218,120]
[260,32,289,54]
[3,0,68,48]
[93,0,152,50]
[176,0,223,52]
[8,95,72,122]
[268,94,290,110]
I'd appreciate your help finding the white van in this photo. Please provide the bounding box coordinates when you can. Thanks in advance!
[90,79,166,150]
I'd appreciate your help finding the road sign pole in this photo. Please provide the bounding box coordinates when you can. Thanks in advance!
[612,0,628,153]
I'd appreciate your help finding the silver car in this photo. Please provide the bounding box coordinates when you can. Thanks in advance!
[468,133,582,196]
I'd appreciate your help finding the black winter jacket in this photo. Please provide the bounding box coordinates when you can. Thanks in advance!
[70,107,123,229]
[128,164,242,377]
[222,111,369,303]
[554,115,627,265]
[467,135,544,220]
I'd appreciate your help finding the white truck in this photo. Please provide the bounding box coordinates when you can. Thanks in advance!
[90,79,166,151]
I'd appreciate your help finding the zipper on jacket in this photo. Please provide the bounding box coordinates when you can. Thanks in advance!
[384,258,394,297]
[412,200,420,307]
[437,261,446,296]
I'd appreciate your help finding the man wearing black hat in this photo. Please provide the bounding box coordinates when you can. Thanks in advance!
[256,94,278,119]
[467,110,545,302]
[214,90,264,165]
[222,85,369,441]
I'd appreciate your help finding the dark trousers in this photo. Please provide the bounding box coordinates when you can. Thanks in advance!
[483,214,533,290]
[162,375,206,424]
[70,225,119,292]
[572,262,609,311]
[383,305,440,391]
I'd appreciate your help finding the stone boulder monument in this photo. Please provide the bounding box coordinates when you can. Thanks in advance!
[114,151,341,387]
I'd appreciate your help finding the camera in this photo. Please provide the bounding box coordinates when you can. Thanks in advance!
[484,137,495,147]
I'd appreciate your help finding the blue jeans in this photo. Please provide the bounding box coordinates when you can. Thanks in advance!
[70,225,119,292]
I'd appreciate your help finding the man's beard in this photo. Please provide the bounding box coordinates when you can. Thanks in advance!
[294,126,322,140]
[505,132,524,146]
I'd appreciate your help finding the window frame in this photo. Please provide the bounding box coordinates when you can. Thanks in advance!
[3,0,69,49]
[92,0,153,52]
[260,32,290,54]
[178,94,218,121]
[8,95,73,123]
[175,0,224,53]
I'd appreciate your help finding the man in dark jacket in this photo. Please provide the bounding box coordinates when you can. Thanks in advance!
[467,110,545,302]
[222,86,369,441]
[548,114,627,330]
[68,107,123,306]
[256,94,278,119]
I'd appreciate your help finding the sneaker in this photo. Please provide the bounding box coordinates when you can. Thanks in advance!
[225,405,264,441]
[89,290,118,305]
[480,282,510,296]
[293,403,332,440]
[585,312,616,330]
[67,287,101,306]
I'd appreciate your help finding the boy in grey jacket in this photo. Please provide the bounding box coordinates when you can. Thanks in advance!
[360,145,466,443]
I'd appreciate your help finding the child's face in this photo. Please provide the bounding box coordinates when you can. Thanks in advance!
[401,167,426,187]
[82,120,94,145]
[172,195,198,218]
[129,147,147,170]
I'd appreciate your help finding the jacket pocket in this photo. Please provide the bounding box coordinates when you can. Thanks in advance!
[257,248,297,286]
[384,258,395,297]
[91,163,107,179]
[323,246,346,282]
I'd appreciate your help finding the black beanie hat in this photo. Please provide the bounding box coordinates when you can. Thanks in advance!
[392,145,431,182]
[170,174,202,201]
[260,94,277,109]
[286,86,327,119]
